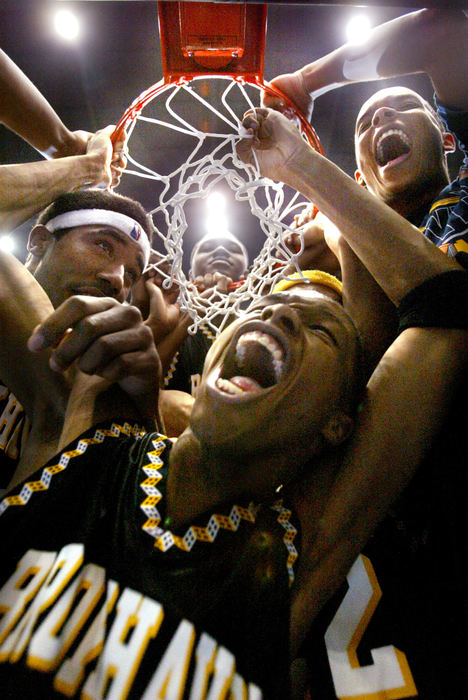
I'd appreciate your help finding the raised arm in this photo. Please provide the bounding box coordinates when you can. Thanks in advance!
[0,48,90,158]
[0,127,123,232]
[237,108,468,655]
[238,108,462,305]
[264,9,468,120]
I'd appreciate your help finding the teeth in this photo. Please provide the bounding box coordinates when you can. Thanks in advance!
[376,129,411,162]
[215,377,244,395]
[236,331,284,381]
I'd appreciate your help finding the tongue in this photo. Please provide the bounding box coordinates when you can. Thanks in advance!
[230,375,262,392]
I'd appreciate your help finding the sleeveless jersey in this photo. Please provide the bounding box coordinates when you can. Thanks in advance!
[0,422,299,698]
[300,380,467,699]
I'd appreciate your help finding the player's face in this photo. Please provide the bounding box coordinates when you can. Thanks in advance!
[30,225,145,308]
[191,235,248,281]
[354,87,447,205]
[190,288,358,467]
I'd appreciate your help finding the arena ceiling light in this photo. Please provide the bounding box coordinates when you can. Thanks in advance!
[345,15,372,45]
[205,191,230,237]
[0,235,15,254]
[54,9,80,41]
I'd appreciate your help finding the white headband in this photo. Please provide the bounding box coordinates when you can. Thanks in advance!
[45,209,151,265]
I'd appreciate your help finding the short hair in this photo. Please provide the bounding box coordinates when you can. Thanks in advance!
[36,189,154,241]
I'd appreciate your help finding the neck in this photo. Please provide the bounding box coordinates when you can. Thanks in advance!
[384,174,448,222]
[166,432,285,531]
[166,430,240,531]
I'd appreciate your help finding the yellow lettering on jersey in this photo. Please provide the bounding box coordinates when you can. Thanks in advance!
[0,393,23,450]
[142,619,195,700]
[325,555,417,699]
[229,674,262,700]
[54,580,119,697]
[188,632,217,700]
[83,588,163,700]
[0,549,56,655]
[1,544,83,663]
[205,646,235,700]
[27,563,106,672]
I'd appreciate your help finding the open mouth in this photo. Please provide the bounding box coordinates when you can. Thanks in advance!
[375,129,411,167]
[215,329,286,396]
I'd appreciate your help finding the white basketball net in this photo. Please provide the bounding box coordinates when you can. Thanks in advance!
[120,76,315,336]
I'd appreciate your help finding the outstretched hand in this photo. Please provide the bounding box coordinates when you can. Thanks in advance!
[237,108,311,186]
[84,125,127,190]
[284,206,341,276]
[262,72,314,122]
[131,252,181,345]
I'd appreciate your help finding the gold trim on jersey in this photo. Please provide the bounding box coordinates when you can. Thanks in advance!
[140,438,299,585]
[0,423,145,516]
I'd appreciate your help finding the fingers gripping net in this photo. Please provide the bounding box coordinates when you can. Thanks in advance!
[117,76,321,335]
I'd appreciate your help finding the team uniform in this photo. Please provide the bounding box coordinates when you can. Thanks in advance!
[299,121,468,697]
[0,386,28,495]
[301,388,467,700]
[164,326,215,397]
[420,100,468,268]
[0,422,299,699]
[296,104,468,699]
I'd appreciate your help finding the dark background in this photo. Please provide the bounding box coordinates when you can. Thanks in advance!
[0,0,464,268]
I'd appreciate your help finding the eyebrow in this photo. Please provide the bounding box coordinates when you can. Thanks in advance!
[96,228,145,275]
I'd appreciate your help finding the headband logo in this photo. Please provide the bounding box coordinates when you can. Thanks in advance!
[130,224,141,242]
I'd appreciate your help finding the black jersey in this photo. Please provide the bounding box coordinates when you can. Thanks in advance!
[164,327,215,397]
[0,422,299,698]
[301,380,467,699]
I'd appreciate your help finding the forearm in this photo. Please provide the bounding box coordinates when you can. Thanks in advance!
[291,324,468,653]
[0,251,68,418]
[300,10,467,109]
[157,312,192,379]
[0,153,106,231]
[337,239,398,375]
[284,145,461,304]
[0,49,79,157]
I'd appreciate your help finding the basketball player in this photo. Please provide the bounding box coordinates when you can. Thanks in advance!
[0,109,465,695]
[0,187,158,491]
[238,105,468,698]
[264,8,468,267]
[162,231,249,397]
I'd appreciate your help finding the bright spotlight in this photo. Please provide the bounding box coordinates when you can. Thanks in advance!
[54,9,80,41]
[205,214,229,238]
[205,192,229,236]
[0,235,15,254]
[346,15,372,45]
[206,192,226,216]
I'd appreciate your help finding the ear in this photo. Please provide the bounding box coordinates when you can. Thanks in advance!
[442,131,456,154]
[321,410,354,448]
[27,225,53,257]
[354,169,367,187]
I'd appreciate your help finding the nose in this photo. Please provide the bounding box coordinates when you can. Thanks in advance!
[97,265,126,301]
[261,303,300,336]
[212,244,230,258]
[372,106,397,127]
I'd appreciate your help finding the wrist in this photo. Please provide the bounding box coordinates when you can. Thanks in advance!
[75,151,108,189]
[50,129,86,159]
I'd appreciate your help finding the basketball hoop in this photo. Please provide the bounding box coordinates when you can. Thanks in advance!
[113,2,323,336]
